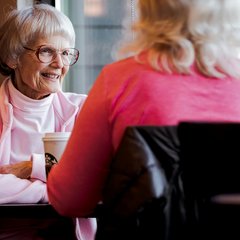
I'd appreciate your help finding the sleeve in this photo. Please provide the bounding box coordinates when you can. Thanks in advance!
[0,174,48,204]
[47,70,113,217]
[0,137,48,204]
[31,153,47,182]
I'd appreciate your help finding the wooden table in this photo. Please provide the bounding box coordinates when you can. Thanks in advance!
[0,203,61,218]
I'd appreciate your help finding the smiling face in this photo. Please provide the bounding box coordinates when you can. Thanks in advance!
[12,35,71,100]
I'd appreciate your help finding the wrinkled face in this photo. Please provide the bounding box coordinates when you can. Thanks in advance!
[13,36,72,100]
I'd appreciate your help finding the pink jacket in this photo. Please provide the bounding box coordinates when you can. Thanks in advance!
[0,78,86,204]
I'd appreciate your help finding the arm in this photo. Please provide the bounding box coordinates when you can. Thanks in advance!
[0,153,48,182]
[47,71,113,217]
[0,155,48,203]
[0,80,49,204]
[0,174,48,204]
[0,161,32,179]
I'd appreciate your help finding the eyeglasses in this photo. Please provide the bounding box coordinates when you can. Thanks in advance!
[23,45,79,66]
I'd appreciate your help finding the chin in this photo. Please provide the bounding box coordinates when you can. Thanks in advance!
[49,84,62,93]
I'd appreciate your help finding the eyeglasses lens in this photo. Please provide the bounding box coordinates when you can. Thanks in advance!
[38,46,79,66]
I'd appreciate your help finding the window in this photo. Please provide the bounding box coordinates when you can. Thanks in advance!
[56,0,135,94]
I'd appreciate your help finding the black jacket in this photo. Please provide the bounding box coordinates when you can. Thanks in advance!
[96,125,185,240]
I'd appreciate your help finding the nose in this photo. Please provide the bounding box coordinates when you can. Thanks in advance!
[51,52,64,68]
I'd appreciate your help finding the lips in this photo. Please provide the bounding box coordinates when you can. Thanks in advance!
[41,73,60,79]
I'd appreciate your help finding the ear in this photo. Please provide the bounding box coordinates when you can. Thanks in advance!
[6,59,17,69]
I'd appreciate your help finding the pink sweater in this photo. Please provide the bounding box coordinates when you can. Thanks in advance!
[48,54,240,217]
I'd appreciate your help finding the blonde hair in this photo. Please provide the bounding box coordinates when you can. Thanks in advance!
[117,0,240,78]
[0,3,76,76]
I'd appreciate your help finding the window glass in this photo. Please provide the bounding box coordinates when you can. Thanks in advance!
[57,0,135,94]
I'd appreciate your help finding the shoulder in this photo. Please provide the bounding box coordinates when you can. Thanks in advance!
[102,56,138,73]
[96,56,146,87]
[62,91,87,104]
[55,91,87,108]
[101,53,153,80]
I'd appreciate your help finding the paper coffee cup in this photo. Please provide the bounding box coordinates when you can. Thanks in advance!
[42,132,71,167]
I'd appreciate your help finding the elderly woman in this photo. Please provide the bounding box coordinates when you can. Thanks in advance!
[0,3,96,240]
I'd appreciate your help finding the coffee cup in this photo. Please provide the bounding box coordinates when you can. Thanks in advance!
[42,132,71,172]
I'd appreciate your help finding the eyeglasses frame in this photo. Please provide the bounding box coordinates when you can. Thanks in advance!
[23,45,79,66]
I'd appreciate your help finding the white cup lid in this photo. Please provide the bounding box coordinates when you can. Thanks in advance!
[43,132,71,141]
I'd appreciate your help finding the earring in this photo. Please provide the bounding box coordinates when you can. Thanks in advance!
[12,65,16,69]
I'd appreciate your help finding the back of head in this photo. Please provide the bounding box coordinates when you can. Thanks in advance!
[117,0,240,79]
[0,3,76,76]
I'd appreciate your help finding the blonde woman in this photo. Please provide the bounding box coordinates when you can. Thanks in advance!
[48,0,240,239]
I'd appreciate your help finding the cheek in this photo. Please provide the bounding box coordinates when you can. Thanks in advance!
[26,71,40,83]
[62,67,69,78]
[20,68,39,84]
[19,62,41,79]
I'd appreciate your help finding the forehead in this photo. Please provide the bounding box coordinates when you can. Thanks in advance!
[31,36,72,49]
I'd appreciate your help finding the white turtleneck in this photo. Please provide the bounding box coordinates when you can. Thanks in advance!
[8,80,55,164]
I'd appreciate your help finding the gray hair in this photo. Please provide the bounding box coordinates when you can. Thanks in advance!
[117,0,240,78]
[0,3,76,76]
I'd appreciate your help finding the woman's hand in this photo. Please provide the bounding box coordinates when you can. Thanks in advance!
[0,161,32,179]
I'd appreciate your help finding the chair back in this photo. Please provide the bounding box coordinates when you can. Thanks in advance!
[179,122,240,239]
[97,122,240,240]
